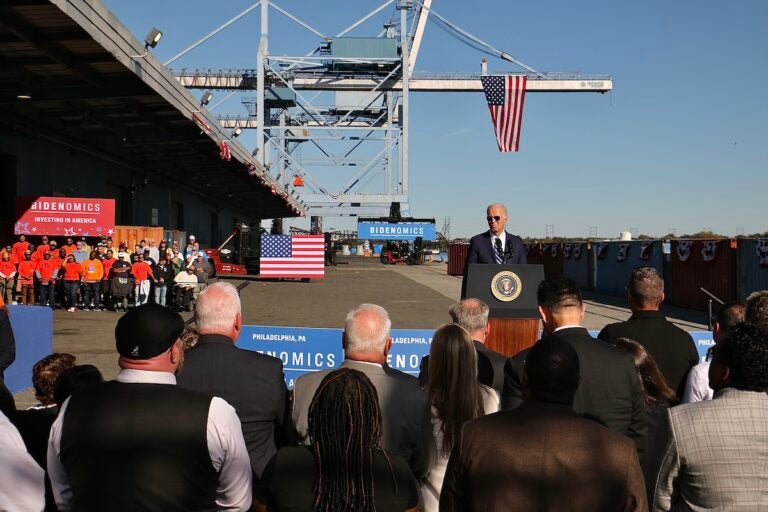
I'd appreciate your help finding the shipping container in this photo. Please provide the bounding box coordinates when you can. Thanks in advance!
[592,240,662,296]
[668,239,736,310]
[737,238,768,299]
[114,226,164,252]
[447,243,469,276]
[524,242,563,280]
[562,242,590,289]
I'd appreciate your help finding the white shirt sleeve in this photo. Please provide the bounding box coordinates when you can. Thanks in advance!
[682,362,712,403]
[207,397,253,511]
[47,398,73,510]
[0,411,45,512]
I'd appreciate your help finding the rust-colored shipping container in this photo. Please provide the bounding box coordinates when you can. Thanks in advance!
[113,226,165,251]
[524,242,563,280]
[447,243,469,276]
[737,238,768,299]
[668,239,737,310]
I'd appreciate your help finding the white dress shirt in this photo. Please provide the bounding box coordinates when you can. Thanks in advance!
[48,369,252,511]
[682,361,713,403]
[0,410,45,512]
[491,231,507,254]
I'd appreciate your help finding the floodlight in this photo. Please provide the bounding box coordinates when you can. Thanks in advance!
[232,127,243,138]
[144,28,163,49]
[200,91,213,106]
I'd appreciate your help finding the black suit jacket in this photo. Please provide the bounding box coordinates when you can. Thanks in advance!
[598,310,699,399]
[0,308,15,381]
[501,328,647,461]
[418,340,506,397]
[467,230,526,265]
[176,334,289,477]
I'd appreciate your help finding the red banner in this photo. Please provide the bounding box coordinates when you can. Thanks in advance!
[15,197,115,237]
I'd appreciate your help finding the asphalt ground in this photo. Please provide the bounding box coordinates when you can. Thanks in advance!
[12,256,707,407]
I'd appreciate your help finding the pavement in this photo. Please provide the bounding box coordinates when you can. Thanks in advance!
[11,256,708,407]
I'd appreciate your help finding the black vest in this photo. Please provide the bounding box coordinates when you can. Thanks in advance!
[60,381,218,512]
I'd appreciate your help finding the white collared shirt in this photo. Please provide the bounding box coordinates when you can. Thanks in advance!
[0,410,45,512]
[47,368,252,511]
[553,325,583,333]
[491,231,507,252]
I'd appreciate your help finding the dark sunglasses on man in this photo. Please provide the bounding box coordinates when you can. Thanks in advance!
[486,216,501,222]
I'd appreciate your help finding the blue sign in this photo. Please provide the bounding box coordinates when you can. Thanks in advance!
[357,222,436,241]
[238,325,432,389]
[238,325,713,389]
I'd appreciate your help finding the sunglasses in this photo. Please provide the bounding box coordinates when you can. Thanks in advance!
[486,216,502,222]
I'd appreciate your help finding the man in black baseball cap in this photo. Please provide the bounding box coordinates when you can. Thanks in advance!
[47,304,252,511]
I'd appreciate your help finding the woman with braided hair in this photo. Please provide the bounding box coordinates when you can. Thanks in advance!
[421,323,499,512]
[254,368,418,512]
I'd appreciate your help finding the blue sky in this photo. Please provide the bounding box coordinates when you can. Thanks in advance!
[104,0,767,239]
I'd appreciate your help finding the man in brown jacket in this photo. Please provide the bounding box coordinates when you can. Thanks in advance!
[440,336,648,512]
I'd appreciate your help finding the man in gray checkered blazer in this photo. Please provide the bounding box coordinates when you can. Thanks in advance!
[652,322,768,511]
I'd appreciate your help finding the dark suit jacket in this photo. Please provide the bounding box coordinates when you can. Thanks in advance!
[502,328,647,461]
[419,340,506,397]
[0,308,15,380]
[292,359,432,479]
[176,334,289,477]
[598,310,699,399]
[440,400,648,512]
[467,230,526,265]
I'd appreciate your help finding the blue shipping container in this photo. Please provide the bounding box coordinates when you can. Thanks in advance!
[562,242,590,289]
[593,241,662,296]
[737,239,768,299]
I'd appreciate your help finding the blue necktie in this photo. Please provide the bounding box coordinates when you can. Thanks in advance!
[494,238,504,264]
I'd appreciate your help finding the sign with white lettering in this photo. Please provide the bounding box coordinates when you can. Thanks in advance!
[237,325,432,389]
[357,221,436,241]
[15,197,116,237]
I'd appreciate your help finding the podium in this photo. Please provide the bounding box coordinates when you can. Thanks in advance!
[463,264,545,357]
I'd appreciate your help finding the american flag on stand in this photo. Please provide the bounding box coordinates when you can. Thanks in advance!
[260,234,325,279]
[480,75,527,152]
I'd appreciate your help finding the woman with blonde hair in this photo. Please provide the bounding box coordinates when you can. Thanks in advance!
[421,323,499,511]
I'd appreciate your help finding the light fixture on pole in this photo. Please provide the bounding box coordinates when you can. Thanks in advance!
[130,27,163,58]
[200,91,213,106]
[232,127,243,138]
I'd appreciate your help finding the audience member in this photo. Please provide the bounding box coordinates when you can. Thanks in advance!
[598,267,698,397]
[12,235,30,264]
[745,290,768,328]
[419,298,506,396]
[109,252,132,311]
[442,335,647,511]
[61,255,83,312]
[0,253,16,304]
[0,303,15,381]
[147,239,160,263]
[153,255,174,307]
[191,252,212,287]
[502,277,646,460]
[62,238,76,257]
[614,338,677,479]
[683,301,745,403]
[47,304,252,511]
[292,303,432,479]
[0,379,15,419]
[184,234,200,261]
[36,252,58,309]
[255,368,419,512]
[173,266,198,311]
[81,251,104,310]
[177,282,290,477]
[71,241,88,264]
[130,253,155,306]
[0,410,46,512]
[652,322,768,510]
[421,323,499,512]
[52,365,104,409]
[18,250,36,305]
[100,249,116,310]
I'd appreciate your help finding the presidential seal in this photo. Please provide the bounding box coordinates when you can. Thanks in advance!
[490,270,522,302]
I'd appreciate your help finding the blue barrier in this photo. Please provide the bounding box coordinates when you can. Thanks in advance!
[4,306,53,393]
[239,325,712,388]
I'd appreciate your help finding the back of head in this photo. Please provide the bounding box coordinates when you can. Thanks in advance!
[343,304,391,355]
[714,322,768,392]
[715,301,746,334]
[194,282,241,336]
[33,353,76,405]
[53,365,104,408]
[427,324,484,452]
[614,337,676,406]
[745,291,768,329]
[628,267,664,309]
[537,277,583,311]
[524,336,580,404]
[448,299,489,335]
[308,368,382,512]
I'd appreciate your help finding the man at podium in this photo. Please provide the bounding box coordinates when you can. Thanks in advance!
[467,203,526,265]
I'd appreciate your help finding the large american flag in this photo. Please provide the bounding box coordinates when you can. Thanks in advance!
[260,234,325,279]
[480,75,527,152]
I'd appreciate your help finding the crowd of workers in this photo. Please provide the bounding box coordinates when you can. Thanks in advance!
[0,234,213,312]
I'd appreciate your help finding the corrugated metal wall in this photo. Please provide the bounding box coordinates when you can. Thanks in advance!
[737,239,768,299]
[447,243,469,276]
[593,241,663,296]
[525,243,563,280]
[667,239,737,310]
[562,242,590,289]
